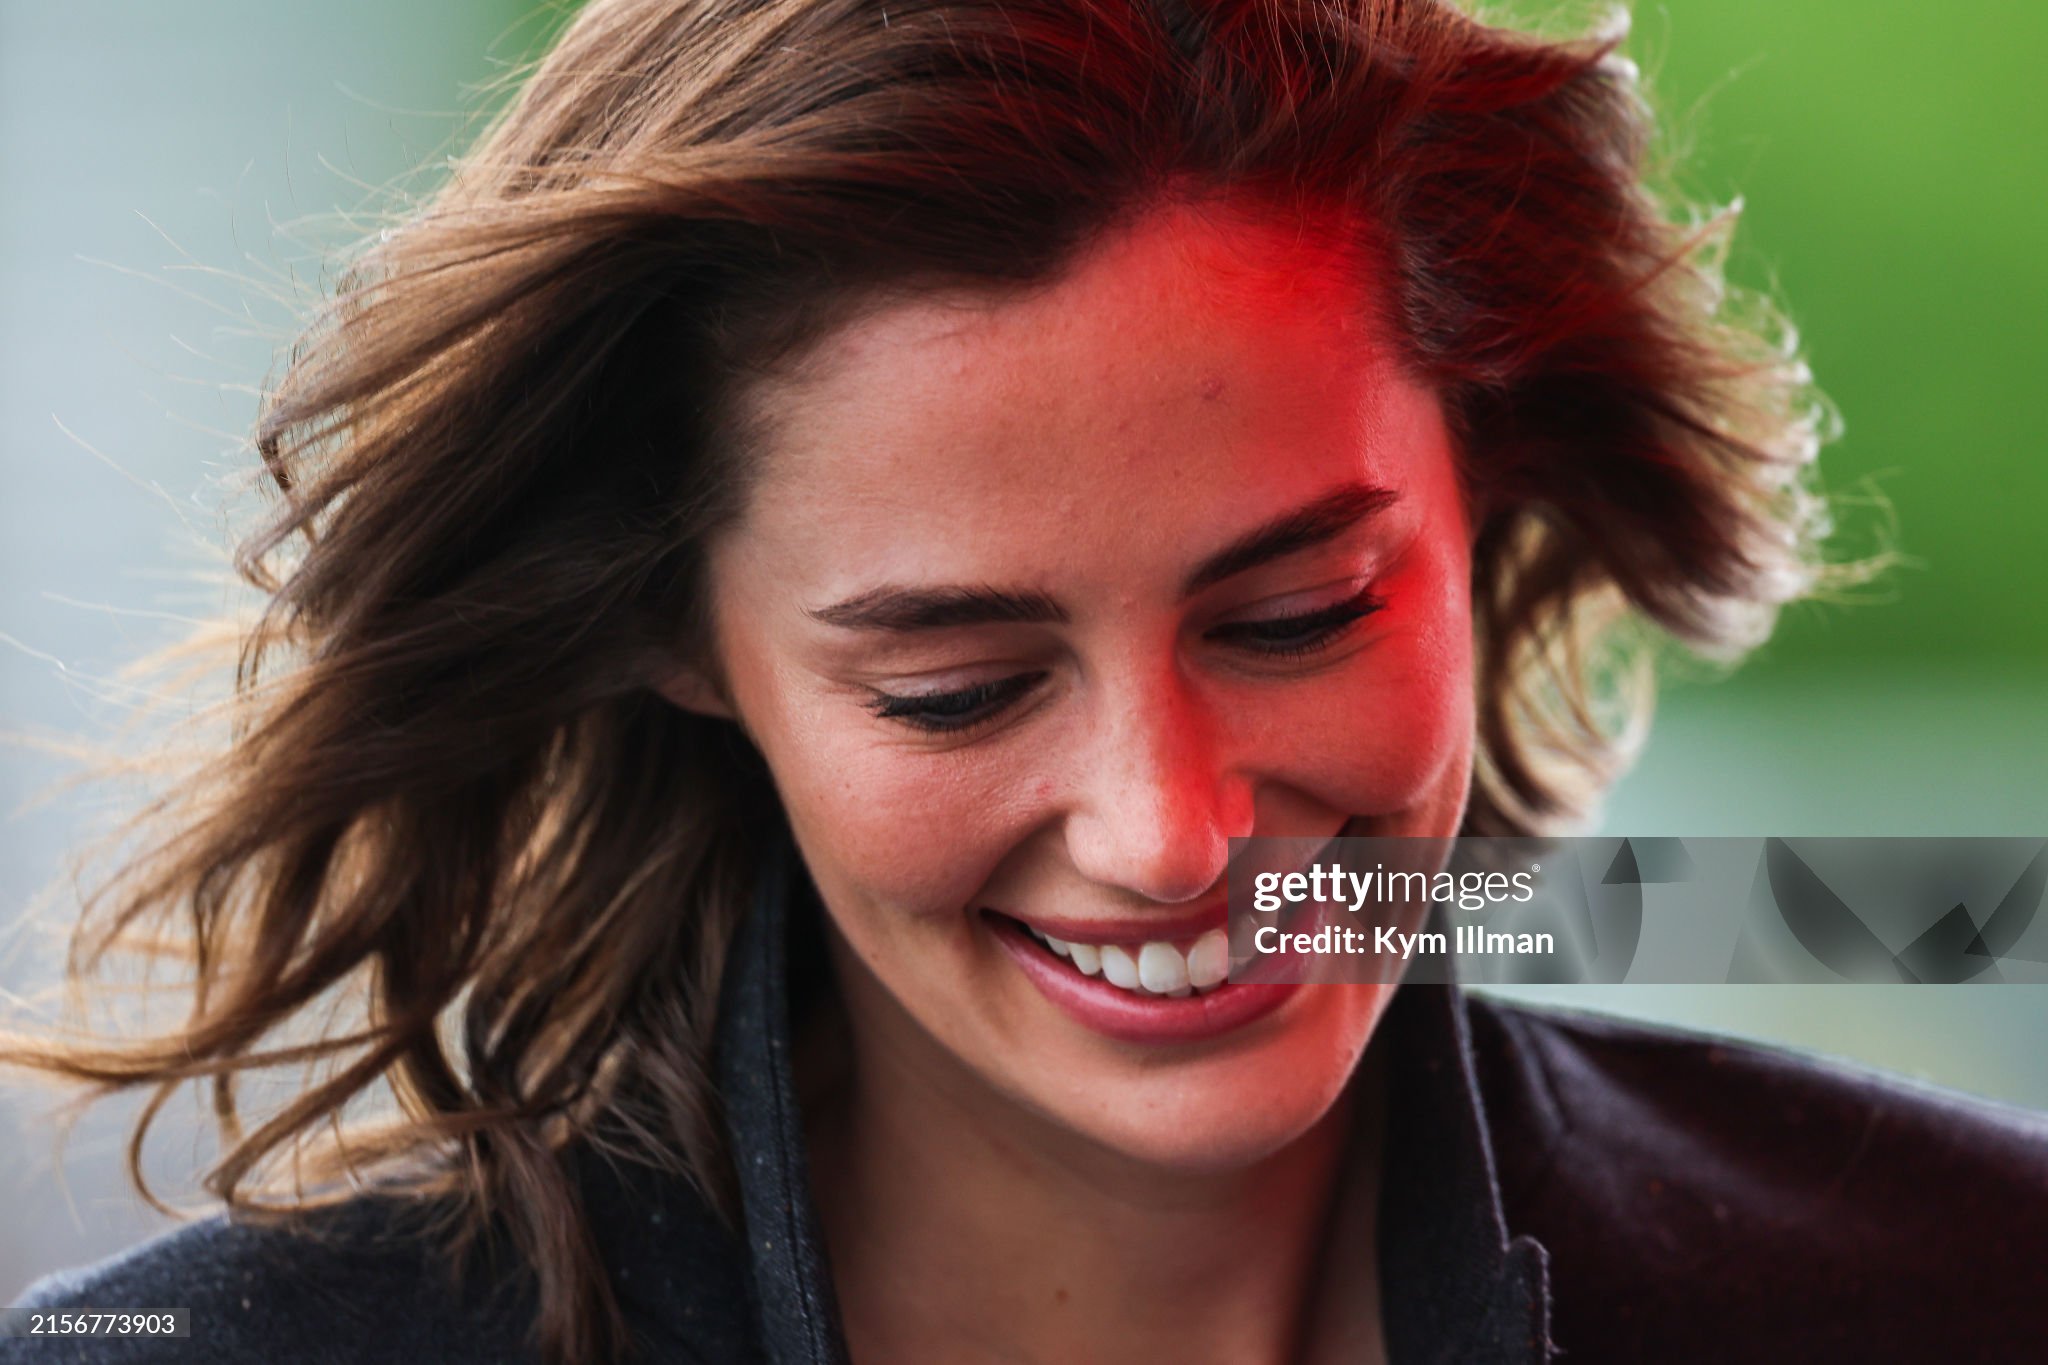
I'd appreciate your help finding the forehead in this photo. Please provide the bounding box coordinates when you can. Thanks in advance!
[719,204,1451,593]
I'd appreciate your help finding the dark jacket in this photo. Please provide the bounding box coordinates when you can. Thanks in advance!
[7,827,2047,1363]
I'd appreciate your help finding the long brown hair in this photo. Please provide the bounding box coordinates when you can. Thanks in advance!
[3,1,1871,1359]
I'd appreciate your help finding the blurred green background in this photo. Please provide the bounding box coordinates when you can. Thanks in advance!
[2,0,2043,1301]
[1615,0,2048,673]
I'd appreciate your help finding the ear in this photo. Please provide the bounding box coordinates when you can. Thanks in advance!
[653,660,739,723]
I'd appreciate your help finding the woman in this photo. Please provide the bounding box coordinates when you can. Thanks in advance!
[3,1,2043,1362]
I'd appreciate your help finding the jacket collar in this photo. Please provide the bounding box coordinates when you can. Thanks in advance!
[711,824,1552,1364]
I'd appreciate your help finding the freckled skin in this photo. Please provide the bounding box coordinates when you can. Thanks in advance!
[664,201,1476,1175]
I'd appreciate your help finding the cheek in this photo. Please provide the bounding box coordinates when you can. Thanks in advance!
[1384,594,1476,793]
[710,598,977,904]
[1376,525,1475,787]
[749,694,1009,930]
[1255,547,1474,816]
[1269,654,1469,821]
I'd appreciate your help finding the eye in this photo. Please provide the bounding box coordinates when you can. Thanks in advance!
[1208,586,1387,659]
[864,671,1048,735]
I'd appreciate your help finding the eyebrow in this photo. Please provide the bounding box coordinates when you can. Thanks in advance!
[804,480,1402,634]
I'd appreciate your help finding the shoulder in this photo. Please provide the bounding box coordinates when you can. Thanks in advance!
[2,1149,758,1365]
[1,1194,538,1365]
[1464,993,2048,1359]
[1465,992,2048,1197]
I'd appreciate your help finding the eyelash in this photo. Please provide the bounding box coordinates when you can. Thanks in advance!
[864,588,1388,735]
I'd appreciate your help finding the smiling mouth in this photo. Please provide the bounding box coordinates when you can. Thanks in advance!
[984,911,1231,998]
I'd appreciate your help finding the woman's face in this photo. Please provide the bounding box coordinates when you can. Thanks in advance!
[665,203,1475,1173]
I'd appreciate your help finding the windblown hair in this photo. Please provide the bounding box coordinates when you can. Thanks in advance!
[4,0,1859,1359]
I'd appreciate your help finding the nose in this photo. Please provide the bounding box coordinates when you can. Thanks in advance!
[1060,664,1254,905]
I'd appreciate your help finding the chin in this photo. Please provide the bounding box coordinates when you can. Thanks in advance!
[1087,1093,1351,1176]
[993,985,1386,1175]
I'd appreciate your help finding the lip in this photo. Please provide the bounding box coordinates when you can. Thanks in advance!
[993,903,1227,946]
[984,910,1302,1045]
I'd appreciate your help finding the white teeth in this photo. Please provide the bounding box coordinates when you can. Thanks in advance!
[1137,941,1189,995]
[1019,919,1226,999]
[1187,929,1229,990]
